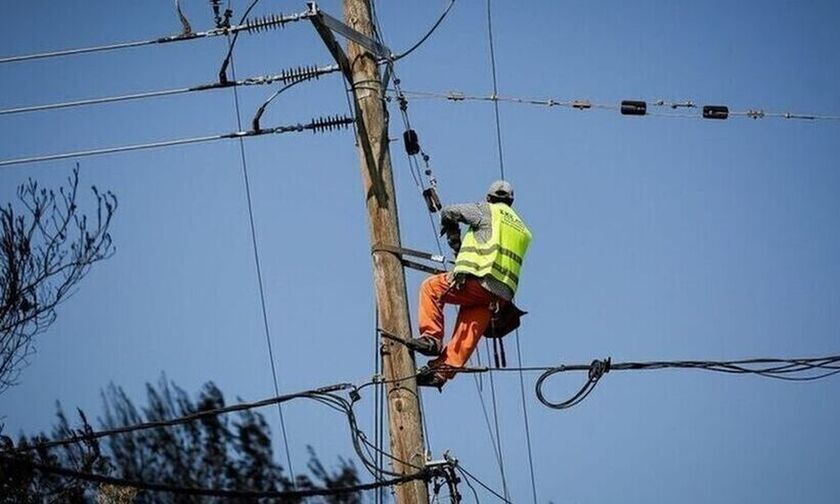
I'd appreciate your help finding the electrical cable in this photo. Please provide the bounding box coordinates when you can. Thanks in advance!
[470,367,507,497]
[0,115,355,168]
[514,329,539,503]
[536,355,840,410]
[456,465,513,504]
[0,65,340,117]
[0,10,312,65]
[389,89,840,122]
[224,28,296,485]
[369,5,442,483]
[0,452,431,499]
[485,0,506,181]
[10,354,836,455]
[372,307,385,499]
[6,383,353,453]
[460,466,481,504]
[392,0,457,61]
[217,0,263,83]
[251,73,323,131]
[483,339,510,502]
[481,2,516,500]
[372,0,449,263]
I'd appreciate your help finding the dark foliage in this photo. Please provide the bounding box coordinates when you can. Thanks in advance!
[1,379,363,503]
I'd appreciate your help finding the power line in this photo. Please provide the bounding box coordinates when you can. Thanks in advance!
[390,89,840,122]
[5,374,419,485]
[7,383,353,453]
[535,355,840,410]
[482,1,521,501]
[0,10,313,65]
[513,329,539,504]
[485,0,506,181]
[392,0,457,61]
[0,452,433,499]
[7,353,838,454]
[0,65,340,116]
[225,37,297,486]
[456,465,512,504]
[0,115,354,168]
[218,0,267,83]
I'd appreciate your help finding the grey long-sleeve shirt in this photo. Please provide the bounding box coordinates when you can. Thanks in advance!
[441,201,515,301]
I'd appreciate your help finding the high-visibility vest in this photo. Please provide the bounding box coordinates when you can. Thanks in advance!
[453,203,532,294]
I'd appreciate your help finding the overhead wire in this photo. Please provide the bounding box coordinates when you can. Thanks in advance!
[222,7,296,484]
[4,375,427,486]
[5,383,354,453]
[481,1,519,501]
[513,328,539,503]
[218,0,265,83]
[0,65,340,117]
[7,354,838,455]
[369,1,442,476]
[0,10,313,65]
[456,464,513,504]
[389,89,840,122]
[391,0,457,61]
[483,0,539,499]
[369,10,518,495]
[1,451,432,499]
[0,115,355,168]
[535,354,840,410]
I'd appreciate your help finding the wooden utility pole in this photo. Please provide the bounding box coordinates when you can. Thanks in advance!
[342,1,429,503]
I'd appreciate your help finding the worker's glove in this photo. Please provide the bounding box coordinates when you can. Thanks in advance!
[440,220,461,254]
[446,232,462,254]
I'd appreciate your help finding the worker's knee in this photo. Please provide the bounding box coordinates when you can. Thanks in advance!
[420,275,437,297]
[420,273,447,299]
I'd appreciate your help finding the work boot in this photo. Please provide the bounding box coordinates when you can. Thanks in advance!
[416,366,447,391]
[404,335,442,357]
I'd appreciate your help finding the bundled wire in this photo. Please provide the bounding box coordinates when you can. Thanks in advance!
[456,464,512,504]
[0,451,431,499]
[389,89,840,122]
[536,355,840,410]
[1,376,439,494]
[5,383,353,453]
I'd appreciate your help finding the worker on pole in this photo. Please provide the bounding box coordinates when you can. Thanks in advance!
[406,180,533,388]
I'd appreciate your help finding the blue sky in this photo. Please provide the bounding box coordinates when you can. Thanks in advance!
[1,1,839,502]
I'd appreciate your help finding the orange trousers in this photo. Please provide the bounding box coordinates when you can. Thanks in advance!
[418,273,503,377]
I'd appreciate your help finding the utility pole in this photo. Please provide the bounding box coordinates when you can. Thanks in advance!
[342,1,429,503]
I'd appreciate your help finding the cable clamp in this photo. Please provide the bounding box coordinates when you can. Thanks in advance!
[446,91,465,101]
[572,99,592,110]
[747,109,765,119]
[426,451,457,471]
[588,358,611,380]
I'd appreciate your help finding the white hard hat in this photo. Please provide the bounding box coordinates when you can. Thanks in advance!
[487,180,514,200]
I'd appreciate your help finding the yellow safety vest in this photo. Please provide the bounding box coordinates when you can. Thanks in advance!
[453,203,532,294]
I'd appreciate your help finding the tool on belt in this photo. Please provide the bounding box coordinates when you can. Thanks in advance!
[484,301,527,368]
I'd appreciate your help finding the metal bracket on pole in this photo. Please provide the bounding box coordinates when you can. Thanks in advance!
[307,2,393,89]
[308,3,353,83]
[307,2,391,59]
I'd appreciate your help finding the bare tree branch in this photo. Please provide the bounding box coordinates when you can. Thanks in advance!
[0,164,117,394]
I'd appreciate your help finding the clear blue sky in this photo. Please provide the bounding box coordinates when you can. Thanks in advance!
[2,1,840,502]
